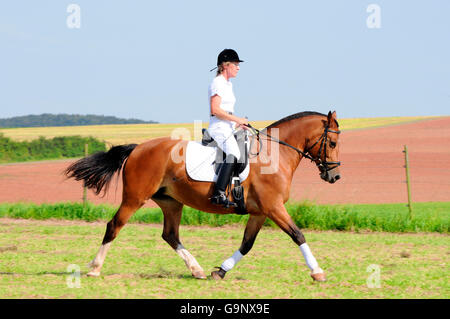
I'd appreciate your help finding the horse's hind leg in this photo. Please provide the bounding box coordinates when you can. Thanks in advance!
[154,197,206,279]
[87,198,144,277]
[212,214,266,280]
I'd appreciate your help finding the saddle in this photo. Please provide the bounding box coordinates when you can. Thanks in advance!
[201,128,248,214]
[201,129,248,174]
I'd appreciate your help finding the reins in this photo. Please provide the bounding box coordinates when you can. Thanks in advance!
[246,124,312,160]
[245,123,341,172]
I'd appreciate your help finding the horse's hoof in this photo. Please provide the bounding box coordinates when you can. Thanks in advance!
[87,260,100,269]
[310,272,327,282]
[192,270,207,279]
[86,271,101,277]
[211,267,226,280]
[211,271,223,280]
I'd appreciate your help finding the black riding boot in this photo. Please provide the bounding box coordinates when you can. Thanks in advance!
[210,154,237,208]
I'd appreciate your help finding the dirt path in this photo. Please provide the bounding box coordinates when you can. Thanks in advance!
[1,117,449,206]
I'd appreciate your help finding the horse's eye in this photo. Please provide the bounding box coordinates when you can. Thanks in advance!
[330,141,336,148]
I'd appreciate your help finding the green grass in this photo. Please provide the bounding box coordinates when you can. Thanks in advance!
[0,201,448,233]
[0,218,448,298]
[285,201,450,233]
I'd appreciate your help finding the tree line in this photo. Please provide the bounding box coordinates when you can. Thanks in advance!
[0,134,106,163]
[0,113,158,128]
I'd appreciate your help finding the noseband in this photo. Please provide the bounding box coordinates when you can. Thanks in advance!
[246,124,341,172]
[304,126,341,172]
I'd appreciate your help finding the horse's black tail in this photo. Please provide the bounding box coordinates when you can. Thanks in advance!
[65,144,138,196]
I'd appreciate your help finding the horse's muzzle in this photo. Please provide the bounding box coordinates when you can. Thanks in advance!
[320,166,341,184]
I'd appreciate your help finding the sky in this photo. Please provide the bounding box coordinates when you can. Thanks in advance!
[0,1,449,123]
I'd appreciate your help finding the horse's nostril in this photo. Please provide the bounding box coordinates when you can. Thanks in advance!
[335,175,341,181]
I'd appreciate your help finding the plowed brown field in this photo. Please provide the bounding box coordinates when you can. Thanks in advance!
[1,117,449,206]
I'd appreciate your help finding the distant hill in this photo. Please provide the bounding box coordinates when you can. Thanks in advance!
[0,113,158,128]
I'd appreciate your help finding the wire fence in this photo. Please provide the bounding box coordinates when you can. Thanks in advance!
[292,145,450,205]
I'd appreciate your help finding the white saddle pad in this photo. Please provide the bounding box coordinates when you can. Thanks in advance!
[185,141,250,182]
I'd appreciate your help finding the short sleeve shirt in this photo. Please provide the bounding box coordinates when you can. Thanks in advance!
[208,74,236,129]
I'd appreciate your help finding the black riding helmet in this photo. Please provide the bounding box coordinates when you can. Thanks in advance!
[210,49,244,72]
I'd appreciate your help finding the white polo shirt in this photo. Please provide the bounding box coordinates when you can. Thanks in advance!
[208,74,236,130]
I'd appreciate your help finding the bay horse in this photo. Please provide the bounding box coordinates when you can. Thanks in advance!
[65,111,341,282]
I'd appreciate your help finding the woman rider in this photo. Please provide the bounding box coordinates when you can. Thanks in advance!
[208,49,249,208]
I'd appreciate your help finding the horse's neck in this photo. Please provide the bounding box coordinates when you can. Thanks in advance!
[266,119,309,172]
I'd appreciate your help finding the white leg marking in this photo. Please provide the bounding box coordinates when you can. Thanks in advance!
[175,244,205,278]
[221,250,243,272]
[87,242,111,276]
[299,243,323,274]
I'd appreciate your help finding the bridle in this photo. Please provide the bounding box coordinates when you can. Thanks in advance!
[246,123,341,172]
[304,126,341,173]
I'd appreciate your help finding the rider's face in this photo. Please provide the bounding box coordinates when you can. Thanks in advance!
[224,62,240,78]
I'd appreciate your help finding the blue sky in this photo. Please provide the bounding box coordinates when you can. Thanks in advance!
[1,1,449,123]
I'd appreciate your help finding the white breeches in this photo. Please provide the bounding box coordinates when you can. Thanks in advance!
[208,127,241,160]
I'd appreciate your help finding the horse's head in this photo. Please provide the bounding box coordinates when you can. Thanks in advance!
[306,111,341,184]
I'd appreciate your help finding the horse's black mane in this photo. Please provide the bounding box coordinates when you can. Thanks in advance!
[266,111,328,129]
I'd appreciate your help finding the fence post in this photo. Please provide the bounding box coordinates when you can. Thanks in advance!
[83,143,88,208]
[403,145,413,218]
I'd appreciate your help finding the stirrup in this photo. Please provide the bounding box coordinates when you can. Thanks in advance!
[210,193,237,208]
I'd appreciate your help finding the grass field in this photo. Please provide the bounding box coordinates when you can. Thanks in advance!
[0,116,440,145]
[0,115,448,299]
[0,218,448,299]
[1,201,448,233]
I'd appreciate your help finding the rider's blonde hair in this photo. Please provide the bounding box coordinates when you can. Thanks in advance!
[216,62,231,76]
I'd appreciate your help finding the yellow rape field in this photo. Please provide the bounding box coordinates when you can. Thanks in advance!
[0,116,440,145]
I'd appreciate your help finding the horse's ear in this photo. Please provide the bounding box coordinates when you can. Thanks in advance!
[327,111,339,127]
[327,110,337,121]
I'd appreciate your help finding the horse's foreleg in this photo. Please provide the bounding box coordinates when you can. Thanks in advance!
[87,199,143,277]
[175,244,206,279]
[212,214,266,280]
[268,204,326,282]
[155,197,206,279]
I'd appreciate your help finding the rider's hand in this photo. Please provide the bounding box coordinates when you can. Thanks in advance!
[237,117,250,130]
